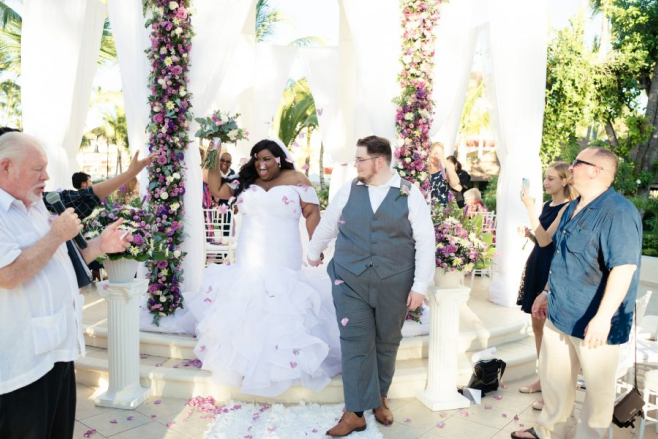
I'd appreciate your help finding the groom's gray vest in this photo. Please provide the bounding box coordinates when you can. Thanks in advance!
[333,179,415,279]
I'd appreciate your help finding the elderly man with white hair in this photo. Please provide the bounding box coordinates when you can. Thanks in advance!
[0,132,132,439]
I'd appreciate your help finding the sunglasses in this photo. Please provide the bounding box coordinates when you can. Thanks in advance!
[219,159,232,164]
[572,158,603,170]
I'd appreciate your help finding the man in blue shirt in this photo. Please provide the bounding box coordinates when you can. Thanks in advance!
[513,147,642,439]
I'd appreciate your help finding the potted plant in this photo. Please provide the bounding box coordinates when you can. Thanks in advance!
[83,198,168,282]
[194,110,249,169]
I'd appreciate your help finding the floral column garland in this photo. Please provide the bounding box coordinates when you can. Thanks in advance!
[143,0,193,324]
[394,0,442,194]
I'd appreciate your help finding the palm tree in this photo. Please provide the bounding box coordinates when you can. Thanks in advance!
[255,0,285,42]
[0,79,20,127]
[80,106,129,175]
[458,72,490,158]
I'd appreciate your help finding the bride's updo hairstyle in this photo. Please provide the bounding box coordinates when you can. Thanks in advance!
[232,139,295,199]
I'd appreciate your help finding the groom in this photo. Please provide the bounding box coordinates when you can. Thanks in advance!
[308,135,434,436]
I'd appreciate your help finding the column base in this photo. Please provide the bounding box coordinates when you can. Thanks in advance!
[415,389,470,411]
[94,384,152,410]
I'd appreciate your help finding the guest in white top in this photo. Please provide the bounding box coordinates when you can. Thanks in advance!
[0,132,132,439]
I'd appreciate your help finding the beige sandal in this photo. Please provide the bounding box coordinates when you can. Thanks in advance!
[532,398,544,410]
[519,384,542,394]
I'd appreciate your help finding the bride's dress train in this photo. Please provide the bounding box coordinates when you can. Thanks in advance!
[139,184,429,396]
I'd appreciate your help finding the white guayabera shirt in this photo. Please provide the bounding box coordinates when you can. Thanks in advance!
[308,172,435,295]
[0,188,84,395]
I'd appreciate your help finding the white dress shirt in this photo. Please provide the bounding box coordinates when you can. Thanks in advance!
[308,173,435,295]
[0,189,84,395]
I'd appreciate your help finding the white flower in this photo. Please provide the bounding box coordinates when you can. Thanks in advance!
[404,112,414,121]
[170,202,180,211]
[400,171,407,177]
[405,157,411,163]
[402,55,413,65]
[172,172,181,180]
[179,87,186,97]
[173,250,181,258]
[157,78,166,86]
[169,1,178,10]
[228,129,239,141]
[418,172,427,180]
[160,192,169,200]
[159,312,166,316]
[174,27,183,36]
[160,295,167,302]
[636,179,642,185]
[219,113,229,122]
[152,105,161,112]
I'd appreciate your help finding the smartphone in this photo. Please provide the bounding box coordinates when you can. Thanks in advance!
[522,178,530,191]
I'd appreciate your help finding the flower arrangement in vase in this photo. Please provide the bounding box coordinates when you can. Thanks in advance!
[195,110,249,169]
[83,198,169,263]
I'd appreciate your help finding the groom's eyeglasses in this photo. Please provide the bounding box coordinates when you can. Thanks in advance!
[354,157,379,165]
[571,158,603,170]
[219,159,232,164]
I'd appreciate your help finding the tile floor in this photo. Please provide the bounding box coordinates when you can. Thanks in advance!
[74,377,658,439]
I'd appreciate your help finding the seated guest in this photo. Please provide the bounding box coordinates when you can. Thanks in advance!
[464,188,489,216]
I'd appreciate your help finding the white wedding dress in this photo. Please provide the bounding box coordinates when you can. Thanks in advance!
[184,184,342,397]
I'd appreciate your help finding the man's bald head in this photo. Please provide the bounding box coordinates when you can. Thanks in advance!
[583,147,618,184]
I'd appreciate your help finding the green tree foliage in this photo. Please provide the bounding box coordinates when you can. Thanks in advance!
[541,13,594,166]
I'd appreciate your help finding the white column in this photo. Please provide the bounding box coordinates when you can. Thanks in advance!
[94,279,151,409]
[417,285,471,410]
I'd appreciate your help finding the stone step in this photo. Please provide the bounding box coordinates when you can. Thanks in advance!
[74,335,537,404]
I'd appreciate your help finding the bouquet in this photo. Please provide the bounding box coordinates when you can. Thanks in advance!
[433,193,495,272]
[195,110,248,169]
[83,198,168,262]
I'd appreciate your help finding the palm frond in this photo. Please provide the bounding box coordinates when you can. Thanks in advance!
[0,1,21,30]
[289,36,326,47]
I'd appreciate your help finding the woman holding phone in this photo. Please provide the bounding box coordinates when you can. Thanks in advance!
[516,162,576,410]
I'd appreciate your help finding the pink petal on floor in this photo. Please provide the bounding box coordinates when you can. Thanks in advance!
[493,395,503,400]
[312,429,318,433]
[436,422,446,428]
[501,384,508,389]
[166,422,175,428]
[140,354,147,359]
[439,412,447,418]
[520,423,525,428]
[484,404,492,410]
[83,429,97,438]
[502,413,508,418]
[110,419,117,424]
[404,418,412,422]
[200,345,206,352]
[127,416,134,421]
[204,298,212,303]
[102,284,109,290]
[334,279,344,285]
[290,361,298,369]
[267,427,277,433]
[514,415,519,421]
[275,344,279,350]
[293,349,300,355]
[459,410,469,417]
[341,318,349,326]
[155,363,162,367]
[151,414,157,419]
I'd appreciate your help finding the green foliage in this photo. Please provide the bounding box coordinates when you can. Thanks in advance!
[315,185,329,211]
[629,196,658,256]
[276,78,318,148]
[481,175,498,212]
[613,158,655,195]
[541,13,594,166]
[255,0,286,43]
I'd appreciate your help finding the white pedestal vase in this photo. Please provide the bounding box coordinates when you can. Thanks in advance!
[103,258,139,283]
[94,279,151,409]
[416,273,471,411]
[433,267,464,288]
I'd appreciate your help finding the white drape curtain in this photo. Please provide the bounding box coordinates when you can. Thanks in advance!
[251,44,299,143]
[342,0,400,143]
[430,0,480,154]
[181,0,254,293]
[484,0,548,307]
[21,0,105,189]
[107,0,151,186]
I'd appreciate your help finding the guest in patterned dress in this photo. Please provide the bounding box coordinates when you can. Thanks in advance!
[429,142,462,207]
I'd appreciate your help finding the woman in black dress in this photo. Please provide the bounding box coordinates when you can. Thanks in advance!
[516,162,576,409]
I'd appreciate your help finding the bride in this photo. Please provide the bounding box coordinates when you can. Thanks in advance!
[185,139,342,397]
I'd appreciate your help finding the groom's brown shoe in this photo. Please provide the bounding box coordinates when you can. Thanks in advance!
[326,412,366,437]
[373,396,394,425]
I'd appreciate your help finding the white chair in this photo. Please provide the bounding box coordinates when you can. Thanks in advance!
[203,208,237,265]
[469,211,496,289]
